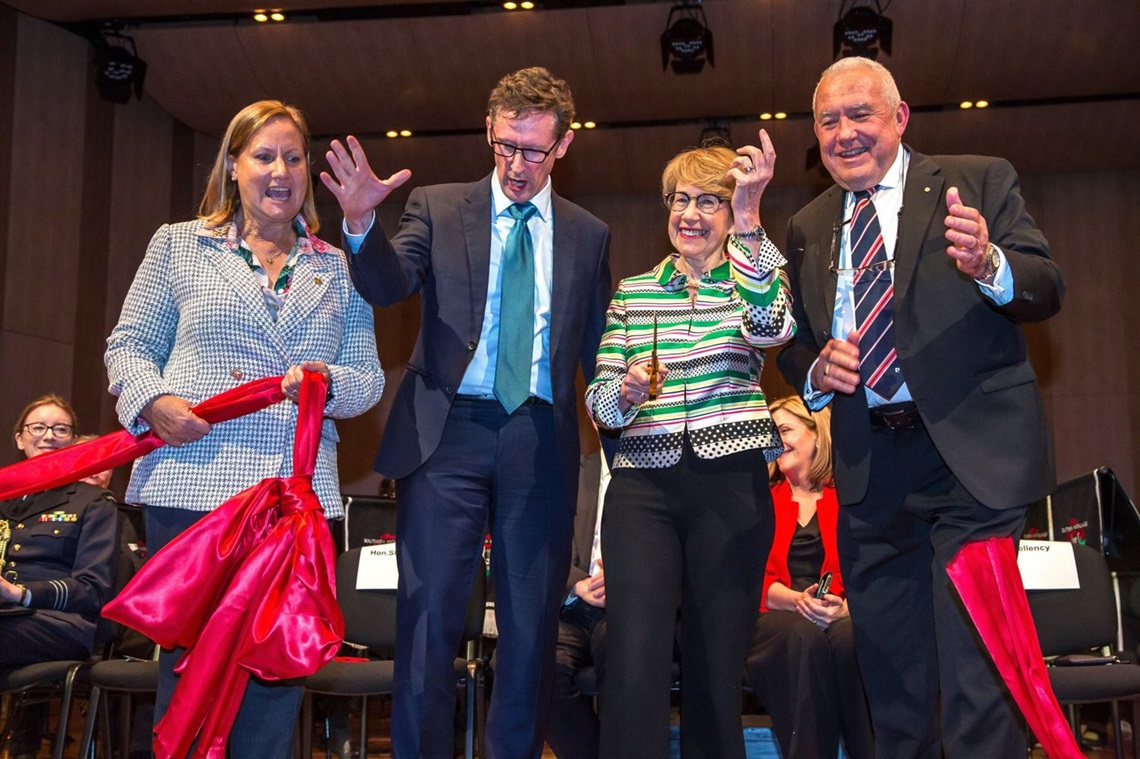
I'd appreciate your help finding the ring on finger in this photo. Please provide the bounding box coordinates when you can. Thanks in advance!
[824,362,831,377]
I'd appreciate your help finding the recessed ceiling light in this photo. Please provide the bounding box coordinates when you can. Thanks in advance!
[960,101,974,109]
[976,100,989,108]
[583,121,596,129]
[570,121,582,130]
[759,113,772,121]
[521,1,536,8]
[399,129,412,137]
[253,11,268,22]
[774,112,787,120]
[386,130,399,138]
[503,2,518,9]
[270,11,285,21]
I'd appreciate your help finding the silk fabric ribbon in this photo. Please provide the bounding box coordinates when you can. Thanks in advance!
[947,537,1082,758]
[0,372,344,759]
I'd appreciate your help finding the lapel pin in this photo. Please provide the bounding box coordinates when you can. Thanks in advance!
[314,277,323,285]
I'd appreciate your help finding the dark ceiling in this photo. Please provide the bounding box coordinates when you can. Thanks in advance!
[6,0,1139,198]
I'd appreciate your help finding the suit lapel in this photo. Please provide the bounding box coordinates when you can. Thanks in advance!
[549,192,579,364]
[276,253,334,344]
[18,484,75,520]
[804,186,844,340]
[894,150,944,304]
[201,236,280,337]
[461,179,494,336]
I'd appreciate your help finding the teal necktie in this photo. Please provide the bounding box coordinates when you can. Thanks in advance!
[494,202,539,413]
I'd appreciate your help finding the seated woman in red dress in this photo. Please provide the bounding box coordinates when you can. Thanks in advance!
[745,396,874,759]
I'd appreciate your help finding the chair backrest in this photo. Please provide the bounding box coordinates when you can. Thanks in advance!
[1027,542,1118,657]
[334,547,486,653]
[335,547,398,651]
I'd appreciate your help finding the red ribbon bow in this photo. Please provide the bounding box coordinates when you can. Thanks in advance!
[0,373,344,758]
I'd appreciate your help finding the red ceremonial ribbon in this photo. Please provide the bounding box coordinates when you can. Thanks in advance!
[0,373,344,759]
[947,538,1082,758]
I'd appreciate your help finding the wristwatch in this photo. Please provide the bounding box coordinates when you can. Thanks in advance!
[978,243,1000,281]
[731,225,765,241]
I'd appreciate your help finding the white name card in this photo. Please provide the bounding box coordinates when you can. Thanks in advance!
[1017,540,1080,590]
[356,544,399,590]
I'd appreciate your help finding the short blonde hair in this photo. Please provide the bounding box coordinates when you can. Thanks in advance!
[661,142,737,202]
[768,396,833,490]
[199,100,318,232]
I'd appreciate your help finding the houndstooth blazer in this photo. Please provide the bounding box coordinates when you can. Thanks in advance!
[105,218,384,518]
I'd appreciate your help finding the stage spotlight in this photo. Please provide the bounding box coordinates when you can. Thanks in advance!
[95,32,147,103]
[661,1,714,75]
[833,1,892,60]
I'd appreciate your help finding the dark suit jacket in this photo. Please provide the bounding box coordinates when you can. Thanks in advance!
[566,451,603,595]
[0,481,118,647]
[778,151,1064,510]
[348,176,612,510]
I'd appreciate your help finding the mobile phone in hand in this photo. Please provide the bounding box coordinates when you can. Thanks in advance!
[815,572,833,599]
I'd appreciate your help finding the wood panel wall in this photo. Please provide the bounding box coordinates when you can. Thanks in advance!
[1,9,1136,506]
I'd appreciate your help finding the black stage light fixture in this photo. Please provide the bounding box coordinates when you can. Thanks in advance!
[699,120,731,147]
[661,1,714,75]
[95,32,147,103]
[833,1,892,60]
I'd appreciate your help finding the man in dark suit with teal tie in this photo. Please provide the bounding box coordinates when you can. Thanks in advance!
[322,67,612,759]
[779,57,1064,758]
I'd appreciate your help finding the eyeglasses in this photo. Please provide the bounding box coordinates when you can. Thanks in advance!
[489,127,560,164]
[22,422,75,439]
[663,192,730,214]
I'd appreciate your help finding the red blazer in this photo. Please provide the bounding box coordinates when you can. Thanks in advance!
[760,480,845,611]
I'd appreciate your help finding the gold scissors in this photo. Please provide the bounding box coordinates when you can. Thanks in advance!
[647,314,660,400]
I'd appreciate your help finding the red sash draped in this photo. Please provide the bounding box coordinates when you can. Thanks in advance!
[947,537,1082,758]
[0,373,344,759]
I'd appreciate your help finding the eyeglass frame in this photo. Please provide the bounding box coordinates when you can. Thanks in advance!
[662,192,731,215]
[828,215,897,277]
[830,158,908,276]
[488,126,562,164]
[21,422,76,439]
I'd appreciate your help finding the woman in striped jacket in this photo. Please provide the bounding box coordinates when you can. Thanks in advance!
[587,134,795,759]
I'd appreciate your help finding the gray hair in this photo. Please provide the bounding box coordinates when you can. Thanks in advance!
[812,57,901,118]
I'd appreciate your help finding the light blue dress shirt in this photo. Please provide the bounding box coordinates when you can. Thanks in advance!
[805,146,1013,410]
[344,175,555,402]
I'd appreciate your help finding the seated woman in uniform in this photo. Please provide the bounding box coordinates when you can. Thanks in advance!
[0,394,118,759]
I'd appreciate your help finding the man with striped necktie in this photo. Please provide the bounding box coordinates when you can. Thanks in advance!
[779,56,1064,759]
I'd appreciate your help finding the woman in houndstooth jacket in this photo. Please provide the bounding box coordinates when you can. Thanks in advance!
[105,100,383,759]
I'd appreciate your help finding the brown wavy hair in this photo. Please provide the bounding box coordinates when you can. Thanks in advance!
[13,393,77,438]
[487,67,576,140]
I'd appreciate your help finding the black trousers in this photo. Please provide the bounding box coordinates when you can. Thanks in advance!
[547,601,606,759]
[744,611,874,759]
[838,423,1027,759]
[599,443,773,759]
[0,613,90,667]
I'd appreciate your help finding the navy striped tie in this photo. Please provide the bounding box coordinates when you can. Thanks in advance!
[494,202,538,413]
[851,189,902,400]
